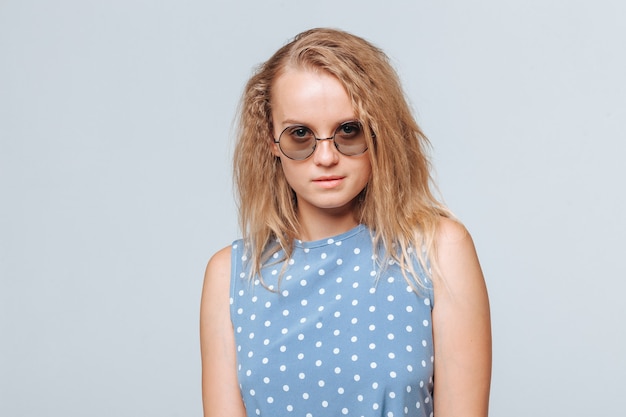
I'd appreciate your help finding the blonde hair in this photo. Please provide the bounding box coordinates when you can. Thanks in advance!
[233,28,452,288]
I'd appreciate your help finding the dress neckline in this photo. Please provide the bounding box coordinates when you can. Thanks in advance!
[294,224,368,249]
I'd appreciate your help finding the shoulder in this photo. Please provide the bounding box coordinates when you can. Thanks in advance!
[201,245,233,308]
[431,216,485,297]
[205,245,233,279]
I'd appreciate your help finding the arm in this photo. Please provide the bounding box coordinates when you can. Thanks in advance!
[432,218,492,417]
[200,246,247,417]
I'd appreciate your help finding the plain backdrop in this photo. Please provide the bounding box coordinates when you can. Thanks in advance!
[1,0,625,416]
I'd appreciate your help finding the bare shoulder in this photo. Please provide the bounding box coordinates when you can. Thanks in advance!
[200,244,246,416]
[204,245,232,282]
[431,216,491,416]
[435,216,473,247]
[432,216,483,292]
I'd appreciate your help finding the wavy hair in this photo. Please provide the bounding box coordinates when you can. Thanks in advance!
[233,28,453,288]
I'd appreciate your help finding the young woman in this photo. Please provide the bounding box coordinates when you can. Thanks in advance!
[200,28,491,417]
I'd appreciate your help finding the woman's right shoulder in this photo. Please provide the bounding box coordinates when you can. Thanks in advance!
[203,245,234,288]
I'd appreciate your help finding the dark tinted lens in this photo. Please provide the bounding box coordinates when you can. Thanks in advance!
[333,122,367,156]
[278,126,316,159]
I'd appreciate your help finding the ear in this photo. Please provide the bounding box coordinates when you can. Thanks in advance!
[271,138,281,157]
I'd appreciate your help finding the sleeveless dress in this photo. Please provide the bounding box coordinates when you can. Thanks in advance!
[230,225,434,417]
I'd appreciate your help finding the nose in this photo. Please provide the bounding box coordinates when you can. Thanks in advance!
[312,137,339,166]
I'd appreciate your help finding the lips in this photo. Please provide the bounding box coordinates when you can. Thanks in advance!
[313,175,345,189]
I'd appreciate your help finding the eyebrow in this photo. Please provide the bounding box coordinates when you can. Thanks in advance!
[279,118,359,128]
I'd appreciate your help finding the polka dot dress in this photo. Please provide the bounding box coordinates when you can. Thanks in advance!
[230,225,434,417]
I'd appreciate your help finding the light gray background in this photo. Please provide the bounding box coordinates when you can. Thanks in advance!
[1,0,624,416]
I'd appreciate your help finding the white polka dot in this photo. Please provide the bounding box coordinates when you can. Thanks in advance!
[327,238,335,244]
[369,306,376,312]
[353,266,360,271]
[390,371,397,378]
[250,389,255,396]
[315,359,322,366]
[322,400,328,407]
[297,353,304,359]
[338,387,345,394]
[299,372,305,379]
[423,319,429,327]
[337,258,343,265]
[318,269,325,276]
[280,365,286,371]
[373,403,379,410]
[387,314,394,321]
[265,301,271,308]
[287,404,293,411]
[319,288,325,295]
[354,374,361,381]
[298,333,304,341]
[335,367,341,374]
[372,382,379,389]
[318,380,325,387]
[387,295,394,302]
[351,336,358,342]
[333,347,340,354]
[321,252,327,259]
[406,325,413,332]
[352,282,359,288]
[370,362,377,368]
[352,300,359,306]
[388,352,396,359]
[351,317,358,324]
[263,377,270,383]
[300,279,307,286]
[406,305,413,312]
[282,309,289,316]
[280,345,286,352]
[369,324,376,331]
[342,408,349,415]
[357,394,364,401]
[387,333,395,340]
[424,298,431,306]
[351,354,358,361]
[303,393,309,399]
[387,276,395,283]
[354,248,361,254]
[336,276,343,283]
[282,290,289,296]
[315,341,322,348]
[267,397,274,403]
[262,357,268,364]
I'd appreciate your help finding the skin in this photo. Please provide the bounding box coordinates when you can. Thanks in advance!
[200,67,491,416]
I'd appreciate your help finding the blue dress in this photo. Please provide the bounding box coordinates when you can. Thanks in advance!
[230,225,434,417]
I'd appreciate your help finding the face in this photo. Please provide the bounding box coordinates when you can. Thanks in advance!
[270,67,371,222]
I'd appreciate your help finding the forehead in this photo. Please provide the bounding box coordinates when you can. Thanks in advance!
[270,67,355,127]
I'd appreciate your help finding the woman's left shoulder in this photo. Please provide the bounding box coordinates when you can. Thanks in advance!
[432,216,485,293]
[435,216,472,246]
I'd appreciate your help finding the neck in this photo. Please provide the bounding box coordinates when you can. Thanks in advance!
[296,205,360,242]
